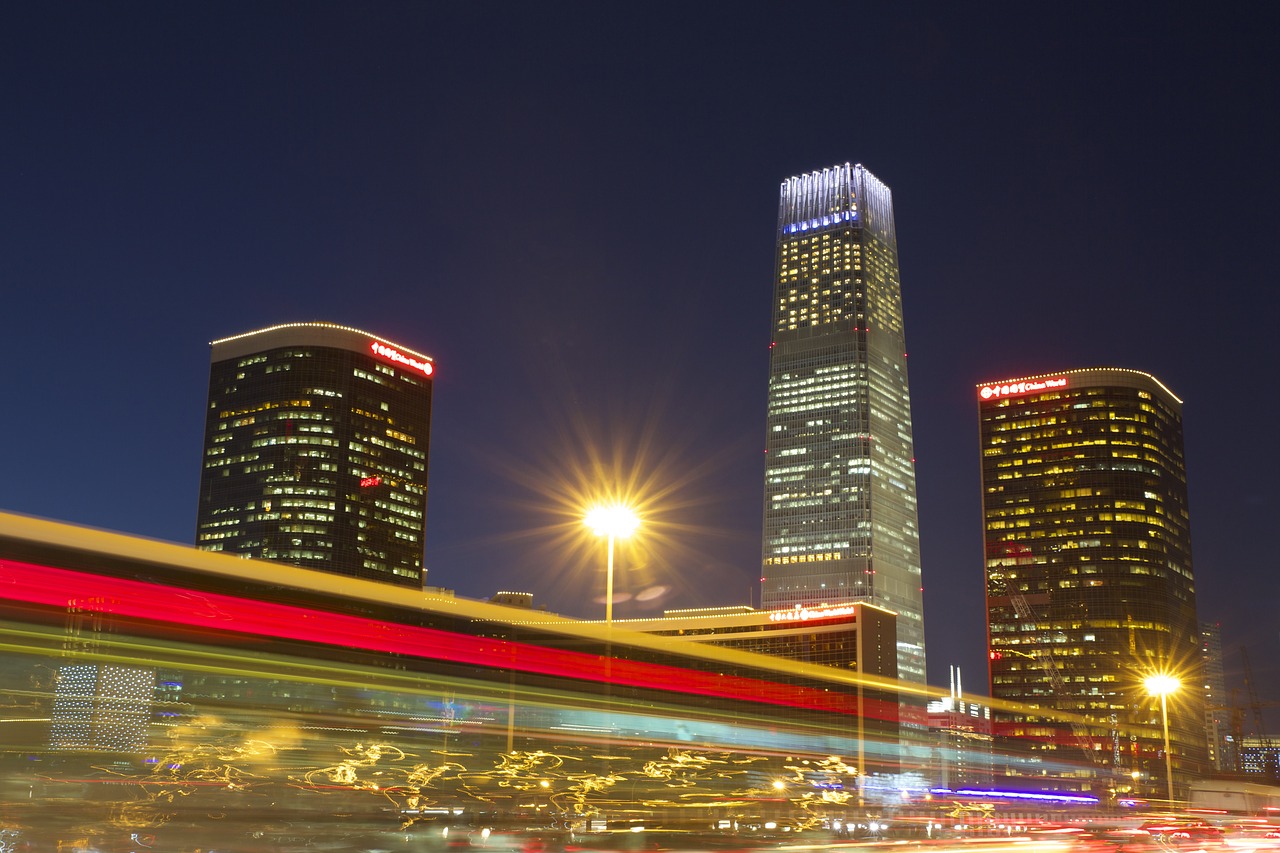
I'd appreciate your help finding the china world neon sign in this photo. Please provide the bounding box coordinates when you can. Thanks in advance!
[979,376,1066,400]
[768,604,859,623]
[371,341,433,377]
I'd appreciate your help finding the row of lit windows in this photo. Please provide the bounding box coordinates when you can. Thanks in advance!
[263,494,335,507]
[346,455,422,480]
[373,488,422,508]
[353,368,390,387]
[355,431,426,458]
[217,399,314,419]
[277,523,329,534]
[993,462,1165,480]
[264,549,330,561]
[763,552,843,565]
[986,518,1167,539]
[371,511,421,532]
[253,511,332,523]
[204,452,259,468]
[770,376,865,396]
[250,436,337,449]
[372,498,424,519]
[988,504,1167,523]
[990,618,1163,633]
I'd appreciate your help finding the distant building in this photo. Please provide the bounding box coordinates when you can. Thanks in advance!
[490,591,534,609]
[196,322,433,588]
[761,163,925,688]
[616,601,900,776]
[620,602,897,676]
[1200,622,1231,772]
[978,368,1206,798]
[1240,738,1280,778]
[49,604,154,753]
[927,667,994,790]
[49,665,153,752]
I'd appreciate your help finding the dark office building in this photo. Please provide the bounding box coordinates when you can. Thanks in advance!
[196,322,433,588]
[978,368,1206,797]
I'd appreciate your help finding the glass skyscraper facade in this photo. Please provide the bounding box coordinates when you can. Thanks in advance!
[196,322,433,588]
[761,163,925,686]
[978,367,1206,795]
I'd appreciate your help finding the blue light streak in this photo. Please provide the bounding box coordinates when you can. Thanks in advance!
[931,787,1099,805]
[783,209,857,234]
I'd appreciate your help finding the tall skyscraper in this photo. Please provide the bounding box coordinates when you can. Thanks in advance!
[978,367,1206,795]
[196,322,434,588]
[761,163,925,686]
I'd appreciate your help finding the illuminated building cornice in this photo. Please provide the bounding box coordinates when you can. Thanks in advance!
[778,162,896,245]
[976,366,1182,405]
[211,321,434,367]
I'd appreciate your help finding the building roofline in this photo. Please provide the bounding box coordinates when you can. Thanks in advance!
[976,367,1182,405]
[210,321,433,363]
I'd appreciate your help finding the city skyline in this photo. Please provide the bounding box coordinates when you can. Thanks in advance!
[1,4,1276,708]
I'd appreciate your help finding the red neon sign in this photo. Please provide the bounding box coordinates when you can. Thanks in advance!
[359,476,382,488]
[370,341,433,377]
[978,376,1067,400]
[768,604,858,623]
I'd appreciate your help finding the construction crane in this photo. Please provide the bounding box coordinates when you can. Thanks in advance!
[1241,647,1278,782]
[987,541,1103,768]
[1005,590,1104,766]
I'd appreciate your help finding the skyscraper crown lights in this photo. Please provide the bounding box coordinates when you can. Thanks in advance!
[778,163,895,244]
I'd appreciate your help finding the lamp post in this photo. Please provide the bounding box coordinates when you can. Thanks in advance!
[584,503,640,623]
[1144,673,1180,805]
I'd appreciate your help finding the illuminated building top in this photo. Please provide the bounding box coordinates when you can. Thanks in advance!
[211,321,434,372]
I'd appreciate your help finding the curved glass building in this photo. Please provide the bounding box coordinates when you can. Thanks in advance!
[978,367,1206,797]
[196,322,434,588]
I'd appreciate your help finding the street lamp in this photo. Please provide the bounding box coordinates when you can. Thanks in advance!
[584,503,640,623]
[1144,673,1180,805]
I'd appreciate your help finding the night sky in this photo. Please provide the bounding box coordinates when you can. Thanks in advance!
[3,4,1278,711]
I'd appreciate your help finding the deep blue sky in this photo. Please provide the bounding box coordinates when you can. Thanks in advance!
[2,3,1277,711]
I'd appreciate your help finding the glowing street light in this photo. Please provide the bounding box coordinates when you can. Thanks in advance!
[1144,673,1180,805]
[584,503,640,623]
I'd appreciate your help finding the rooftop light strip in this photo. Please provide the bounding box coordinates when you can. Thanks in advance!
[976,367,1181,404]
[211,321,433,364]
